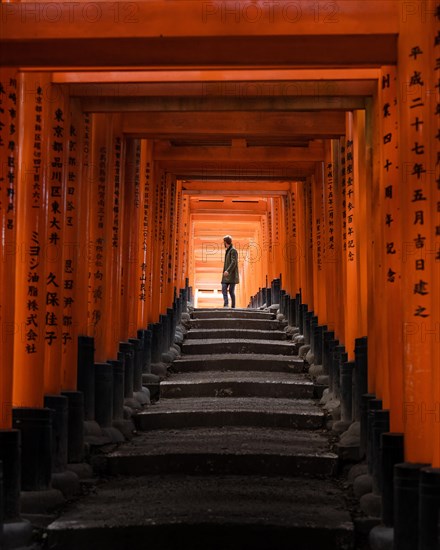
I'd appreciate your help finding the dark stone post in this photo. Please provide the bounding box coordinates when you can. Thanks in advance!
[266,288,272,307]
[12,408,52,491]
[394,463,429,550]
[353,337,368,423]
[60,391,84,464]
[329,345,345,398]
[119,342,134,399]
[0,430,20,521]
[159,314,169,353]
[128,338,143,393]
[371,409,390,495]
[108,355,124,422]
[360,394,377,460]
[301,304,308,338]
[150,322,163,364]
[289,296,296,327]
[43,395,68,475]
[419,467,440,550]
[77,335,95,421]
[366,399,383,475]
[138,328,152,373]
[272,278,281,305]
[322,331,335,375]
[381,433,404,527]
[94,363,113,429]
[340,361,355,425]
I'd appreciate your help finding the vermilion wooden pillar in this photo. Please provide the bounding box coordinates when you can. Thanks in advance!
[150,169,164,320]
[138,140,155,326]
[43,82,69,395]
[354,111,369,339]
[431,4,440,469]
[165,173,177,307]
[295,182,307,303]
[60,96,84,390]
[312,163,327,325]
[340,112,364,360]
[120,138,140,339]
[188,207,195,297]
[331,140,345,342]
[278,194,288,291]
[284,187,293,295]
[87,113,110,359]
[266,198,276,282]
[172,179,183,297]
[73,109,92,345]
[374,67,402,429]
[302,178,314,310]
[260,210,269,288]
[179,194,190,291]
[102,114,124,359]
[0,69,18,426]
[13,72,52,409]
[398,7,435,464]
[323,142,338,334]
[287,182,301,296]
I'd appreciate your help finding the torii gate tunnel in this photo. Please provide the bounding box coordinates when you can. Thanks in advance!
[0,1,439,547]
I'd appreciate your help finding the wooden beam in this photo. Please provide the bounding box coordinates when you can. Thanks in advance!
[1,35,397,68]
[123,111,346,138]
[66,79,378,98]
[56,68,380,84]
[182,181,290,192]
[162,161,316,179]
[155,141,324,162]
[191,213,263,222]
[1,2,398,40]
[80,95,366,112]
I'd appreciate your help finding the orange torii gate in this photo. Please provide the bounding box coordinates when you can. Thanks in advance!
[1,2,440,547]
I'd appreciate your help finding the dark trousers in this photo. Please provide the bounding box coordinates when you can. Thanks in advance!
[222,283,236,308]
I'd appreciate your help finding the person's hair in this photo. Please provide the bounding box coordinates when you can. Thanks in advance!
[223,235,232,245]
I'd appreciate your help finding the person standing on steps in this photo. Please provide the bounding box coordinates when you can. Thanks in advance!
[221,235,239,308]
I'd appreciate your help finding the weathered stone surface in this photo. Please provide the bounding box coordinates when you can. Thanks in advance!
[189,318,281,330]
[106,426,338,476]
[171,353,304,374]
[134,396,325,430]
[182,338,297,356]
[44,307,354,549]
[192,309,275,320]
[160,371,314,399]
[47,475,354,550]
[187,328,287,340]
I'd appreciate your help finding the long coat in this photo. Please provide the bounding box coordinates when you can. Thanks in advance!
[221,245,239,284]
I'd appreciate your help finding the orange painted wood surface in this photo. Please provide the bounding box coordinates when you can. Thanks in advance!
[398,10,435,464]
[62,99,90,391]
[0,69,18,426]
[13,72,52,409]
[43,82,69,395]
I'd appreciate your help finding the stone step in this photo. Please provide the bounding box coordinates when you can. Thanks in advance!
[105,427,338,477]
[171,353,304,374]
[47,475,354,550]
[189,317,282,330]
[134,397,325,431]
[161,371,314,399]
[191,308,275,320]
[187,328,287,340]
[182,338,296,356]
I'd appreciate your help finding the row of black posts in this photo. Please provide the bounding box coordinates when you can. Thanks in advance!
[0,283,190,549]
[249,279,440,550]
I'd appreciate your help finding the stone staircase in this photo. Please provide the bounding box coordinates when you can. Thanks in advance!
[47,308,354,550]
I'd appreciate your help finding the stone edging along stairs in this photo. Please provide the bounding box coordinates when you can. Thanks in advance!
[47,308,354,550]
